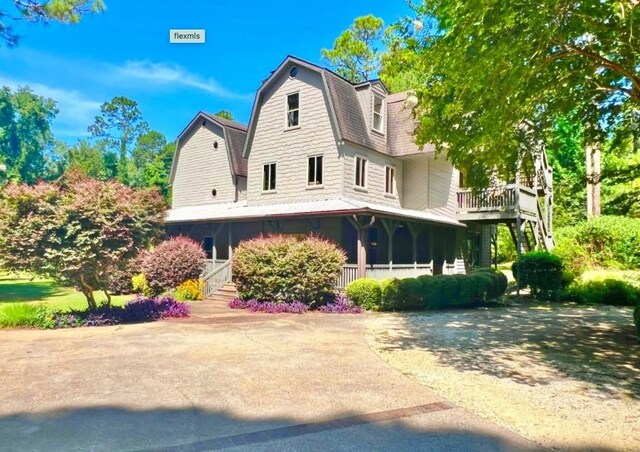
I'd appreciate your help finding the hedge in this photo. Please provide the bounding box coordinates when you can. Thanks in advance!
[564,279,640,307]
[344,268,508,312]
[142,237,206,295]
[233,234,346,306]
[512,251,564,300]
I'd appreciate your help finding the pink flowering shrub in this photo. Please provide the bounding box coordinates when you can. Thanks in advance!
[233,234,346,306]
[142,236,206,295]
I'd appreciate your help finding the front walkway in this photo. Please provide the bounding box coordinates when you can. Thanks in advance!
[0,302,535,451]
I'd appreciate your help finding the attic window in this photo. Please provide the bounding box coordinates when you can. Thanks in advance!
[286,93,299,128]
[373,94,384,133]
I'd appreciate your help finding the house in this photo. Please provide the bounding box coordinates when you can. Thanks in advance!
[167,56,554,295]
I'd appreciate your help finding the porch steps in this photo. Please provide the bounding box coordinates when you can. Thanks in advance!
[187,283,238,319]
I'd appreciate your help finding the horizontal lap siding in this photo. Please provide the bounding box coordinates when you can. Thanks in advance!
[172,124,235,208]
[427,156,459,220]
[247,67,341,206]
[342,144,403,208]
[402,156,429,211]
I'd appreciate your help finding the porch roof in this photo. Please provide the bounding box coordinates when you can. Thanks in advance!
[166,198,464,227]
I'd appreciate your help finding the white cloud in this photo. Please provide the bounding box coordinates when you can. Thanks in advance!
[0,76,101,138]
[113,60,253,101]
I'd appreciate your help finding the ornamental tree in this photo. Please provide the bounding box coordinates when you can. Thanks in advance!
[0,174,165,309]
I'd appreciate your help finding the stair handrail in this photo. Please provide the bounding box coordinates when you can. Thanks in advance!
[203,259,232,296]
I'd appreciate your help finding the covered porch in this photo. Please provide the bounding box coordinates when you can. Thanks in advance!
[166,200,470,296]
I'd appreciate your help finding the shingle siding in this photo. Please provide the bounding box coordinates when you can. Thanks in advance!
[172,123,236,208]
[247,66,342,206]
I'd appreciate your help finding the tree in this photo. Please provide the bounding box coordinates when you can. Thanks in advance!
[0,86,58,184]
[55,139,117,180]
[0,175,165,309]
[214,110,234,121]
[142,140,174,201]
[130,130,166,187]
[88,96,148,184]
[404,1,639,192]
[321,15,385,83]
[1,0,105,46]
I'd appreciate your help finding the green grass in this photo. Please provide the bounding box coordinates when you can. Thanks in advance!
[0,273,130,314]
[580,269,640,286]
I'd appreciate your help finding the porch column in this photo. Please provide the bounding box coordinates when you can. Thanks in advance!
[210,223,224,262]
[380,218,400,272]
[228,223,233,262]
[407,223,422,271]
[348,215,376,279]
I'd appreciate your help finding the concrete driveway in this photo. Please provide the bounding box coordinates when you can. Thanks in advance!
[0,304,538,451]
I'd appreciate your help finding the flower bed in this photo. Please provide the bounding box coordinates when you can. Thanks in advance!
[228,295,364,314]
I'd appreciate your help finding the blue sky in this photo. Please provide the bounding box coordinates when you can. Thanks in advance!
[0,0,414,143]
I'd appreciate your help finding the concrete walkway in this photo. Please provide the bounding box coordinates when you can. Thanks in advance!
[0,300,538,451]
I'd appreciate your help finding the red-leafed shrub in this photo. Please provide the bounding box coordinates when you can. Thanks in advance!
[142,236,205,295]
[233,234,346,306]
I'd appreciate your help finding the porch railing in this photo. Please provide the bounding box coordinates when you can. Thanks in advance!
[366,263,434,280]
[457,186,517,212]
[442,259,466,275]
[203,259,229,276]
[336,264,359,290]
[203,259,232,297]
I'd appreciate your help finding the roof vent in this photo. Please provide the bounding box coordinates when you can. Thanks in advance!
[213,141,219,149]
[289,67,298,78]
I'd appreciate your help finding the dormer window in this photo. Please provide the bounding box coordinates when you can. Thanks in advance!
[287,93,299,128]
[373,94,384,133]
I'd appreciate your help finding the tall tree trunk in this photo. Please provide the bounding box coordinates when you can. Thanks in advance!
[586,142,601,218]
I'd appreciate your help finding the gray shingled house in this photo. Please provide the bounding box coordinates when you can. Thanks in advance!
[166,56,554,295]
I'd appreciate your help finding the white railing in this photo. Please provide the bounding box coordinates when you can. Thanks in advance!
[457,186,517,212]
[203,260,232,297]
[336,264,358,290]
[442,259,466,275]
[203,259,228,276]
[366,263,434,280]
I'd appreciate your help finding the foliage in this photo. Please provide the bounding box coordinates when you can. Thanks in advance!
[496,225,516,264]
[565,278,640,307]
[401,0,640,189]
[233,234,346,306]
[0,303,47,328]
[321,15,385,82]
[214,110,234,120]
[318,294,364,314]
[131,273,152,296]
[106,265,135,296]
[634,304,640,337]
[88,96,149,184]
[554,216,640,273]
[0,176,165,309]
[1,0,105,46]
[141,236,205,296]
[512,252,564,300]
[379,277,423,311]
[345,278,381,311]
[228,298,308,314]
[0,86,58,184]
[419,269,507,310]
[174,279,204,301]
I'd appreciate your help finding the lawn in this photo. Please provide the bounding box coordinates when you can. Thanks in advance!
[0,273,130,313]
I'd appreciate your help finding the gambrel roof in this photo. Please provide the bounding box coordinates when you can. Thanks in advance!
[169,112,248,186]
[242,55,430,159]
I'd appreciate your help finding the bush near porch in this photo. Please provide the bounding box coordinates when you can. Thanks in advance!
[233,234,346,306]
[345,268,508,312]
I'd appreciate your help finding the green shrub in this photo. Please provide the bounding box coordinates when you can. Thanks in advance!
[634,305,640,337]
[565,278,640,306]
[175,279,204,301]
[496,225,517,263]
[132,273,152,296]
[554,216,640,273]
[418,269,508,310]
[512,252,564,300]
[378,277,423,311]
[470,268,508,298]
[0,304,48,328]
[379,278,400,311]
[233,234,346,306]
[345,278,381,311]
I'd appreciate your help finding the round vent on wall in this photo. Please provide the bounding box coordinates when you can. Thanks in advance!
[289,67,298,78]
[213,141,219,149]
[211,189,217,198]
[202,120,206,127]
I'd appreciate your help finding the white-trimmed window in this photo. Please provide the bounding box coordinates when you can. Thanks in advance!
[263,163,276,191]
[307,155,323,186]
[385,165,396,195]
[373,94,384,133]
[286,93,300,128]
[355,156,367,188]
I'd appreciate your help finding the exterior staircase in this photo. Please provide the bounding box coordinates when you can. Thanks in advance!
[456,146,554,255]
[206,283,238,302]
[188,283,238,319]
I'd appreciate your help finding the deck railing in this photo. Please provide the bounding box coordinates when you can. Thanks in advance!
[336,264,359,290]
[366,263,434,280]
[203,260,232,297]
[457,186,517,212]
